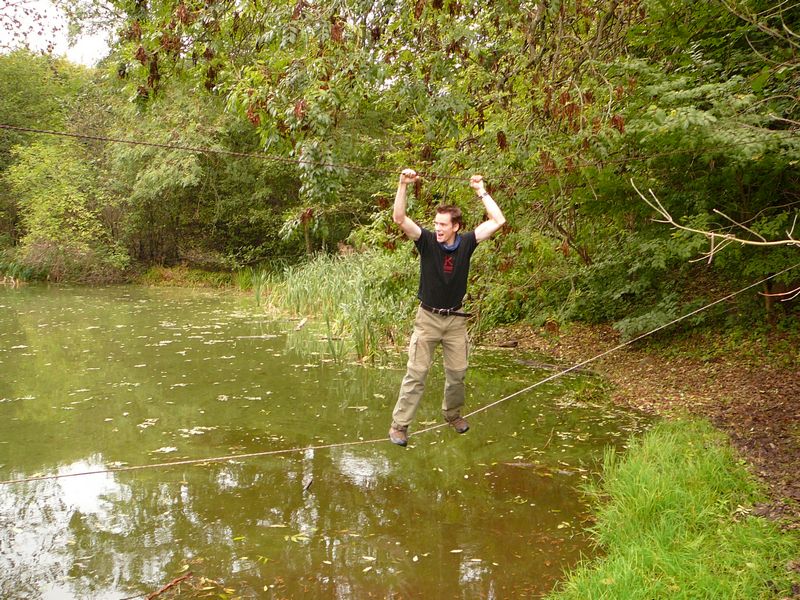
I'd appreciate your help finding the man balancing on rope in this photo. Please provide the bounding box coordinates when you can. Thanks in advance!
[388,168,507,447]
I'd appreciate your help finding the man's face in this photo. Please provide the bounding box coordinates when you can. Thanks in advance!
[434,212,459,245]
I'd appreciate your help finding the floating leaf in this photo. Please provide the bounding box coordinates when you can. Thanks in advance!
[362,566,373,573]
[450,549,463,553]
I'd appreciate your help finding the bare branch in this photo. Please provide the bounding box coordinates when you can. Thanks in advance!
[784,20,800,40]
[635,180,800,299]
[764,287,800,301]
[737,200,800,227]
[712,208,767,242]
[631,179,800,264]
[768,114,800,127]
[745,33,787,66]
[788,213,799,239]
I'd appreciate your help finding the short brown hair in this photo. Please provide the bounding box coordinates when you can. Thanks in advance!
[435,205,463,229]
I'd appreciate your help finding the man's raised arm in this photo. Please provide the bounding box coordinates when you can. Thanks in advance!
[393,169,422,241]
[470,175,506,242]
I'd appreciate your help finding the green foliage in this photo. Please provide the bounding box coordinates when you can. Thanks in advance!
[236,265,273,306]
[0,253,39,282]
[102,78,311,265]
[469,224,574,330]
[549,419,800,599]
[615,0,800,290]
[0,51,92,244]
[4,138,129,282]
[566,231,712,327]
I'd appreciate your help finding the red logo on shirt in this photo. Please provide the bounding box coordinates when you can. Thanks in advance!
[443,256,454,274]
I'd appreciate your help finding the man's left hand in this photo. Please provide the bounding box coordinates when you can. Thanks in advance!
[469,175,486,195]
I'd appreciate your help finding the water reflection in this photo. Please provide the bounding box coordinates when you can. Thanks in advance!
[336,449,391,488]
[0,286,649,598]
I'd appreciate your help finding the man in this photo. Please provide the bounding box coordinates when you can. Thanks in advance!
[388,168,507,447]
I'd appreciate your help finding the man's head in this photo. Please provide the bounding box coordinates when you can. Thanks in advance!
[434,205,463,245]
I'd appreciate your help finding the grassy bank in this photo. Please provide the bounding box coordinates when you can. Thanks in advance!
[549,419,799,600]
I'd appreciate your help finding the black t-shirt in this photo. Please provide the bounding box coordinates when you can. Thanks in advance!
[414,228,479,309]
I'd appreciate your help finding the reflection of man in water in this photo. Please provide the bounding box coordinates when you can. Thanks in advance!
[388,168,507,447]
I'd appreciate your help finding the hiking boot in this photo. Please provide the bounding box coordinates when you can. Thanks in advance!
[446,416,470,434]
[389,424,408,447]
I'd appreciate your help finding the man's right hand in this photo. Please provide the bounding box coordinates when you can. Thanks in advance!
[394,168,422,241]
[399,169,419,185]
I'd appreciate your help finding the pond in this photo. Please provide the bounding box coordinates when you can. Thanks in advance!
[0,285,649,599]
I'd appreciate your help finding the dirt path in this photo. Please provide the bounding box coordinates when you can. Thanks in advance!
[483,323,800,524]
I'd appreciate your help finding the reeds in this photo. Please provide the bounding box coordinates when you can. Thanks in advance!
[549,419,799,599]
[266,249,417,361]
[238,267,273,306]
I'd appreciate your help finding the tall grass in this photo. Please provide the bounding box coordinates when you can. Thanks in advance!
[0,258,38,284]
[549,419,799,599]
[236,266,273,306]
[267,248,417,361]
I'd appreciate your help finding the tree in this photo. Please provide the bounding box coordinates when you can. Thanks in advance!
[0,51,89,244]
[4,138,129,281]
[102,78,309,265]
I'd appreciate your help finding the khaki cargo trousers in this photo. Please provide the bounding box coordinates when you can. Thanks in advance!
[391,306,469,428]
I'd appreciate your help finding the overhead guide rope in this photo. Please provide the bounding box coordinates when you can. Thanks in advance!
[1,123,794,183]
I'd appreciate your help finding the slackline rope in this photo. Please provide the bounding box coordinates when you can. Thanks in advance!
[1,123,794,183]
[1,262,797,487]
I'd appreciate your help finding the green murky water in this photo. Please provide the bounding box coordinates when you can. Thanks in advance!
[0,286,648,599]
